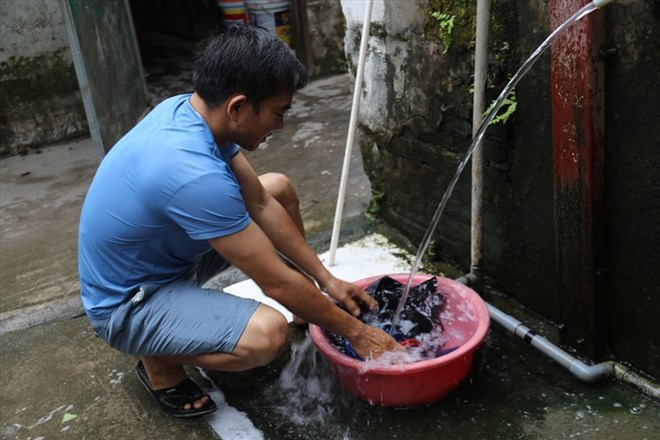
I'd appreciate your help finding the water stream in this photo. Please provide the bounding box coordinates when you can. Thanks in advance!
[389,1,600,334]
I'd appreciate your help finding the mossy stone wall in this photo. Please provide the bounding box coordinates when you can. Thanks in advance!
[0,0,87,156]
[343,0,660,378]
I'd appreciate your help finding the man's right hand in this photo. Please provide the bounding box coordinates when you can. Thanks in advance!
[347,323,404,360]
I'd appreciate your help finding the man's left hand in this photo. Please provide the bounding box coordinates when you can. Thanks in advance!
[321,277,377,317]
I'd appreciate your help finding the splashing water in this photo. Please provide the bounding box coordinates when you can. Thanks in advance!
[262,337,355,437]
[389,1,600,333]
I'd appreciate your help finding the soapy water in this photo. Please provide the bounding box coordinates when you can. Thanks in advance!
[324,276,459,365]
[357,343,451,373]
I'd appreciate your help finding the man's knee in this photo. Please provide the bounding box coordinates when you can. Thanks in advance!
[236,305,289,367]
[261,173,299,209]
[254,313,289,365]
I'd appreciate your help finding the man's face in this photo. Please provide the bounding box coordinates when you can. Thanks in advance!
[235,90,293,151]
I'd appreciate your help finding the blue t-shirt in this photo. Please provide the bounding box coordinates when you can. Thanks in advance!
[78,94,251,319]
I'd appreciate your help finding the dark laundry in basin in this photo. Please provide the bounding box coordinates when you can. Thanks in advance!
[325,276,451,360]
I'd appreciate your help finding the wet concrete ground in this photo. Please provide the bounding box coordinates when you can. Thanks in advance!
[1,42,658,438]
[211,323,659,440]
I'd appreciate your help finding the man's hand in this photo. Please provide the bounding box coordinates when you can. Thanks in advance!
[322,277,377,318]
[348,323,404,359]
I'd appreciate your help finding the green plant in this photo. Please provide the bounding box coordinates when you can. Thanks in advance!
[495,41,510,60]
[336,57,349,73]
[485,89,517,125]
[431,12,455,54]
[367,190,386,219]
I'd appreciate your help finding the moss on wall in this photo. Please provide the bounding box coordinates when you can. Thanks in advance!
[0,49,79,104]
[424,0,476,50]
[424,0,519,87]
[0,49,86,156]
[355,1,523,273]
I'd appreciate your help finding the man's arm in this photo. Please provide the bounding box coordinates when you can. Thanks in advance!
[205,152,401,358]
[228,152,373,316]
[208,221,399,358]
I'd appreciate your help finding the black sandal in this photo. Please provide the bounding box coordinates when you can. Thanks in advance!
[135,361,217,418]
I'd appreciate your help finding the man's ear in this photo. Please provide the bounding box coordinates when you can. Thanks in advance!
[227,94,248,122]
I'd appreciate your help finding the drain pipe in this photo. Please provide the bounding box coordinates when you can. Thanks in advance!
[457,0,659,401]
[469,0,490,285]
[488,303,660,400]
[455,0,489,288]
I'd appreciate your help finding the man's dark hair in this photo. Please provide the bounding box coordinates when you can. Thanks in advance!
[193,26,308,110]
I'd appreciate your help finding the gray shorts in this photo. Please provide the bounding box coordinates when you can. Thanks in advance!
[88,252,260,357]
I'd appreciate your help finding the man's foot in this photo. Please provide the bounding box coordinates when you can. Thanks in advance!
[135,361,216,418]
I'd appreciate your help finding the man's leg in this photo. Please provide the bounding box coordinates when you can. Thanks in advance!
[259,172,306,237]
[140,302,288,410]
[138,172,304,411]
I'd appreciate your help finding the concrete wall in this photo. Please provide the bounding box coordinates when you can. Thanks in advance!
[602,0,660,378]
[343,0,659,377]
[0,0,87,156]
[0,0,345,157]
[297,0,347,78]
[342,0,488,270]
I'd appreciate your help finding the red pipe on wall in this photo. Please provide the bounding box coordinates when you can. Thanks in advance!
[550,0,606,354]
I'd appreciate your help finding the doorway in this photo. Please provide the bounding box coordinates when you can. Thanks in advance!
[128,0,225,108]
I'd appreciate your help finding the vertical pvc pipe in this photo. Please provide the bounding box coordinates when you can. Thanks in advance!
[470,0,490,282]
[328,0,373,266]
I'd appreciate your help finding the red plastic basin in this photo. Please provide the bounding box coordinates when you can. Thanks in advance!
[309,273,490,407]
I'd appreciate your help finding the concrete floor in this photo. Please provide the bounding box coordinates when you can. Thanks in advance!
[1,72,659,439]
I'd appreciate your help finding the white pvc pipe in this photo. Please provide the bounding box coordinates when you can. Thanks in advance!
[328,0,373,266]
[487,303,613,382]
[455,277,660,398]
[470,0,490,278]
[486,300,660,400]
